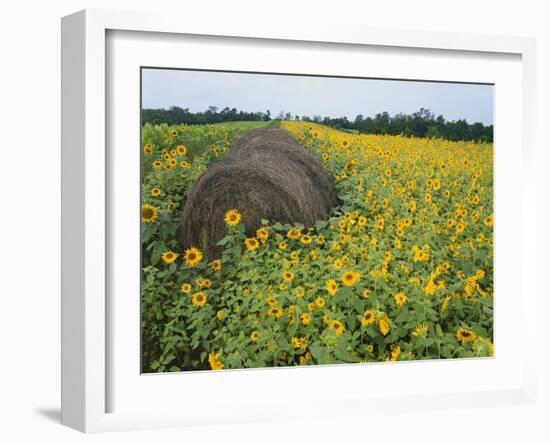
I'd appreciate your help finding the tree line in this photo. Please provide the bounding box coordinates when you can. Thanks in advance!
[142,106,493,142]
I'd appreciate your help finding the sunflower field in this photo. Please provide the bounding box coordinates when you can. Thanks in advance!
[141,120,494,372]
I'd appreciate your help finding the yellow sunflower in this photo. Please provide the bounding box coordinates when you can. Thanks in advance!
[256,227,268,243]
[314,296,325,308]
[361,310,376,327]
[151,187,161,197]
[141,204,158,223]
[244,237,259,251]
[287,228,302,240]
[161,251,178,264]
[441,296,451,312]
[378,313,390,336]
[330,319,345,336]
[208,352,224,370]
[180,283,192,294]
[282,271,295,282]
[394,292,408,307]
[196,278,211,288]
[341,271,360,287]
[456,327,477,344]
[412,323,429,337]
[224,209,241,226]
[211,259,221,271]
[192,291,207,307]
[456,221,467,235]
[250,330,260,341]
[183,247,203,267]
[326,279,338,296]
[267,307,283,318]
[390,345,401,361]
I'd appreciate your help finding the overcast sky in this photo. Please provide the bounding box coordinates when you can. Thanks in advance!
[142,69,494,125]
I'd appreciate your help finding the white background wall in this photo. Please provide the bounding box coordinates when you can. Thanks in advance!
[0,1,548,440]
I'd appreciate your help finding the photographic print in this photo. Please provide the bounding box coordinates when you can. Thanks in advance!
[140,69,494,372]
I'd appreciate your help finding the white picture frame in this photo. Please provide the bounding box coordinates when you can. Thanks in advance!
[61,9,537,433]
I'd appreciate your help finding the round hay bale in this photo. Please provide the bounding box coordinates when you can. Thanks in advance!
[178,128,339,259]
[227,128,338,211]
[228,127,295,152]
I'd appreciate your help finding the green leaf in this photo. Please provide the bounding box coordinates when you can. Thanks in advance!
[151,246,163,265]
[217,236,232,246]
[334,347,360,363]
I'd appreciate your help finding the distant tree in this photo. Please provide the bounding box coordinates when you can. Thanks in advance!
[426,126,440,138]
[141,106,493,142]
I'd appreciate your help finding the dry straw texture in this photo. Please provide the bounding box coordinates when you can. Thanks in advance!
[178,128,338,258]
